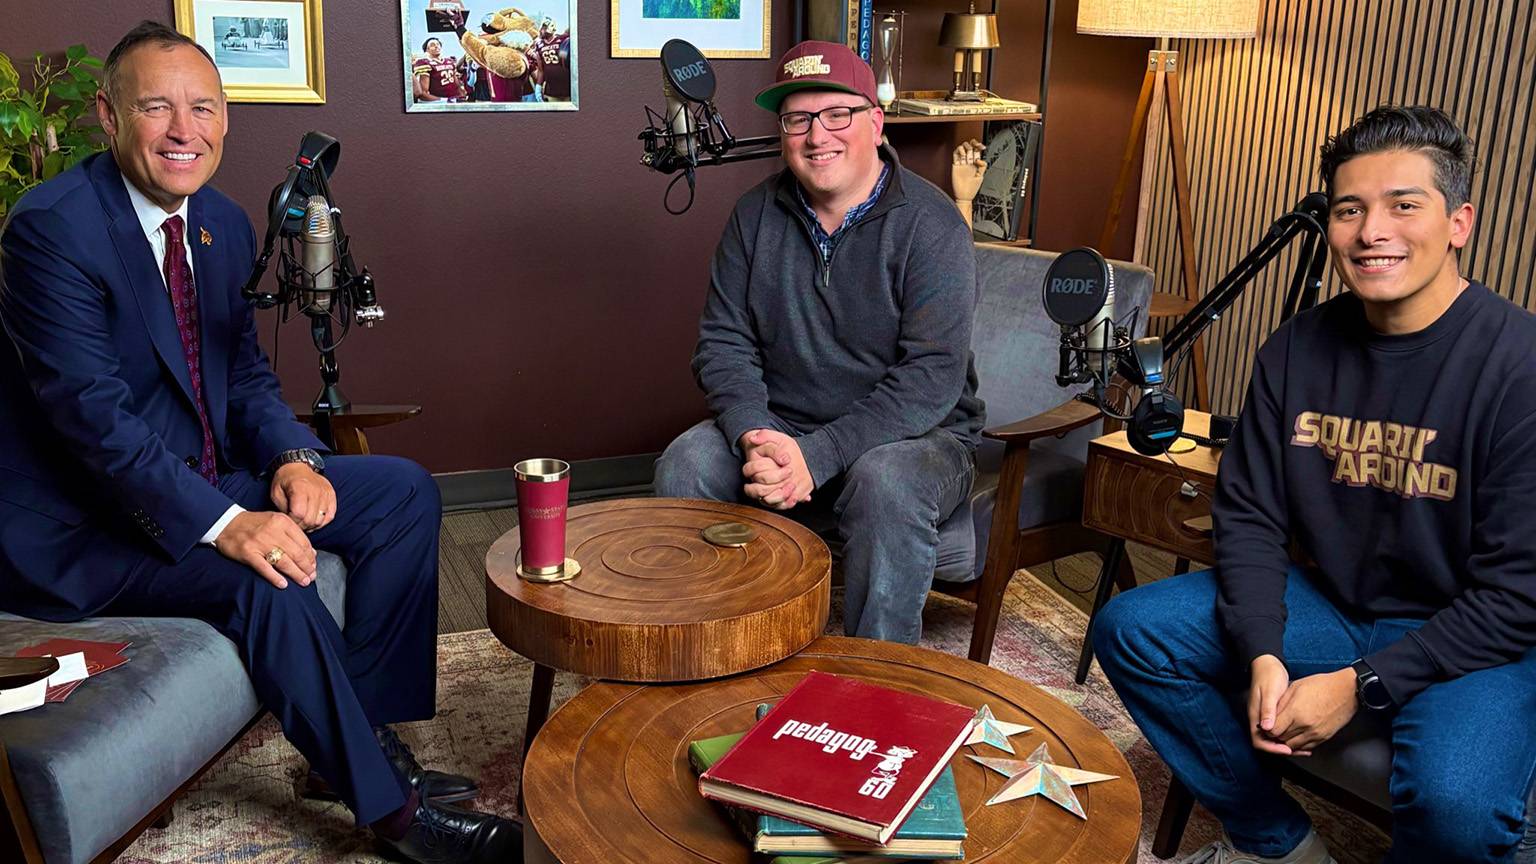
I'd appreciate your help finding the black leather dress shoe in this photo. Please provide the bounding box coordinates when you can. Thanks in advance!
[301,727,479,804]
[378,800,523,864]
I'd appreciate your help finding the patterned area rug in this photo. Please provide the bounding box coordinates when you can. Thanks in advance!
[119,571,1389,863]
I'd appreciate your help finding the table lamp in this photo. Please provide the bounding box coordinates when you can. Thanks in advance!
[1079,0,1259,411]
[939,3,1000,101]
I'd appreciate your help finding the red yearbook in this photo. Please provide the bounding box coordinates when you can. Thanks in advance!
[697,670,979,844]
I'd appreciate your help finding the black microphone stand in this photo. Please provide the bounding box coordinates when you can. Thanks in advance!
[1161,193,1330,363]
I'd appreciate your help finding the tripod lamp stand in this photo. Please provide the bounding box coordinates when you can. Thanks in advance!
[1079,0,1259,411]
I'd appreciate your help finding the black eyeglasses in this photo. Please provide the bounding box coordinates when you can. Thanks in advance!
[778,104,874,135]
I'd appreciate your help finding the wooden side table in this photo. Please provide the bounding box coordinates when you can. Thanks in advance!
[485,498,832,800]
[523,636,1141,864]
[289,403,422,455]
[1075,410,1221,683]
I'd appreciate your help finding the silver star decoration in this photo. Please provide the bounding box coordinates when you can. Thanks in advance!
[964,705,1033,754]
[967,742,1118,817]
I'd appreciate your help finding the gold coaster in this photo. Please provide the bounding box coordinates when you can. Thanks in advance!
[1168,437,1197,454]
[702,521,757,547]
[517,556,582,583]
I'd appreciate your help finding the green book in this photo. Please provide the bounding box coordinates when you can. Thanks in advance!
[688,720,966,860]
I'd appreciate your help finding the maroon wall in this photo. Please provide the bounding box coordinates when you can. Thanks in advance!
[5,0,1145,472]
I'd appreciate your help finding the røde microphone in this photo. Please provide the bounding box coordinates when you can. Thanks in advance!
[660,39,713,165]
[1042,247,1115,386]
[300,196,336,314]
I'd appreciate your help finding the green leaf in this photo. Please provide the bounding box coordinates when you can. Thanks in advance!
[17,106,42,139]
[0,103,16,138]
[51,79,79,101]
[0,54,18,92]
[41,150,63,179]
[66,44,87,62]
[79,56,104,68]
[70,66,96,84]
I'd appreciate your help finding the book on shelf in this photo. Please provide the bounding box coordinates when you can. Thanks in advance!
[696,670,978,845]
[972,119,1043,243]
[892,92,1038,117]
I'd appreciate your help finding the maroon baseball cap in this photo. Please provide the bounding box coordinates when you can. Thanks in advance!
[755,40,878,113]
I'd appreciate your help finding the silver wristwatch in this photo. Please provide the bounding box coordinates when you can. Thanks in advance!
[271,448,326,475]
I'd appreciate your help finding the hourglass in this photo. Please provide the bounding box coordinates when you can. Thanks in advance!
[875,13,902,110]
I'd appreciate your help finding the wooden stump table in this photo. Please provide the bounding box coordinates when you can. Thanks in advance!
[486,498,832,796]
[522,636,1142,863]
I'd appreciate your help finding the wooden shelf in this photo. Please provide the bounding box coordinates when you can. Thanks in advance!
[886,111,1042,125]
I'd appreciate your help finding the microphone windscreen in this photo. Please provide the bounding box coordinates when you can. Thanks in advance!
[1042,247,1111,327]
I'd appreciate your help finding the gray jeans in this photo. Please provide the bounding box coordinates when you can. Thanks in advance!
[653,419,975,644]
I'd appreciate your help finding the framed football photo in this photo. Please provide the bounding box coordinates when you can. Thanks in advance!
[401,0,578,111]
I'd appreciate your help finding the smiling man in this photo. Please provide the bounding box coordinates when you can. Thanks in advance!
[653,41,983,643]
[1092,106,1536,863]
[0,21,518,864]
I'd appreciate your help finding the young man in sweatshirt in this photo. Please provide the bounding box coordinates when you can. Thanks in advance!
[653,40,983,643]
[1093,105,1536,863]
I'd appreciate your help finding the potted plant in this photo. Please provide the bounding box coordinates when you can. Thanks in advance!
[0,45,107,219]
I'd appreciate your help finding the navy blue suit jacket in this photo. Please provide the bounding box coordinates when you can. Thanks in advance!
[0,153,324,620]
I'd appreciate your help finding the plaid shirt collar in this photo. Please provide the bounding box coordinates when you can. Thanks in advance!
[795,160,892,260]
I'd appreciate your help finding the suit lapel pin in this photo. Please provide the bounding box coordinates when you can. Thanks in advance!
[199,227,213,246]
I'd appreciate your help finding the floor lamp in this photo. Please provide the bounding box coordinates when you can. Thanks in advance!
[1079,0,1259,412]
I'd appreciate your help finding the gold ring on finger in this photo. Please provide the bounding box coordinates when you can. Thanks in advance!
[265,547,284,566]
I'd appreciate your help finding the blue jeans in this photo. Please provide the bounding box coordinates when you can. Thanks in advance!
[1092,567,1536,862]
[653,419,975,643]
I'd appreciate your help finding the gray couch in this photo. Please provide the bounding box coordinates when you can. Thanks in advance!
[0,552,347,864]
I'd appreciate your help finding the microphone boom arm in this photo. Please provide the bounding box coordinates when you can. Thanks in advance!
[1162,195,1329,360]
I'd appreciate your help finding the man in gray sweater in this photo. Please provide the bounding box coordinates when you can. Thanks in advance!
[653,40,984,642]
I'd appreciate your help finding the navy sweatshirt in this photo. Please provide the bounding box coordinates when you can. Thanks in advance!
[1213,282,1536,706]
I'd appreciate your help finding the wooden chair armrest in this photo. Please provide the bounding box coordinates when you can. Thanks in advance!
[982,398,1101,444]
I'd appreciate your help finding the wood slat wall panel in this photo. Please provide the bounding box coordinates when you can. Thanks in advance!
[1139,0,1536,413]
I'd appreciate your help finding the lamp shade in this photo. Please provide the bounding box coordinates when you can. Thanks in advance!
[1077,0,1259,38]
[939,12,1000,49]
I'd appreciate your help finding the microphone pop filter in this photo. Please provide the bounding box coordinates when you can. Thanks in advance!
[661,39,716,103]
[1042,247,1111,327]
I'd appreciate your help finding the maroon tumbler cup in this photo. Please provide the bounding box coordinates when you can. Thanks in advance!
[514,459,573,580]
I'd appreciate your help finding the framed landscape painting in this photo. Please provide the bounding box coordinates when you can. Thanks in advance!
[175,0,326,103]
[611,0,769,58]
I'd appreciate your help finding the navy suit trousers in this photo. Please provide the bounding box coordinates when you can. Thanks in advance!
[99,455,440,824]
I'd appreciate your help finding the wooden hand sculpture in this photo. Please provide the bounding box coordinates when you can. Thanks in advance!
[951,138,986,229]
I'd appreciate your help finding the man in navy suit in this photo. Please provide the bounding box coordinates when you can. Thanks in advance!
[0,22,518,863]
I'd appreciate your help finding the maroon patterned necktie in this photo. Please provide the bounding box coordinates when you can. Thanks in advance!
[161,216,218,484]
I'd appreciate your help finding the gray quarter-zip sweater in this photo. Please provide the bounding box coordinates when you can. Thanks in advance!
[692,145,984,484]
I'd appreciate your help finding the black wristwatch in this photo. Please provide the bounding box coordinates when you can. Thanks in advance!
[271,448,326,476]
[1350,659,1393,711]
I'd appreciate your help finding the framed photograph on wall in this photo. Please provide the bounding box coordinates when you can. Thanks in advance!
[401,0,578,111]
[611,0,770,58]
[174,0,325,103]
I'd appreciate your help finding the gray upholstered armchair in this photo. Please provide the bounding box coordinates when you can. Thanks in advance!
[928,244,1155,664]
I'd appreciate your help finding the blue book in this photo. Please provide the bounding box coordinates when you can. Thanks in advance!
[756,765,965,858]
[856,0,874,61]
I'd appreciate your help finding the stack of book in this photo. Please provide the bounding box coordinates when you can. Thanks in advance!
[690,670,979,861]
[891,92,1039,117]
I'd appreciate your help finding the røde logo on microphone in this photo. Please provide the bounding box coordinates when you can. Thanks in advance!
[671,60,709,82]
[1049,277,1099,295]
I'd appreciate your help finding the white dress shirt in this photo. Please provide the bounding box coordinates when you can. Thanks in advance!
[121,176,244,545]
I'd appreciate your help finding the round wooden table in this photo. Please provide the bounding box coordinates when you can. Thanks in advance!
[486,498,832,793]
[523,636,1141,864]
